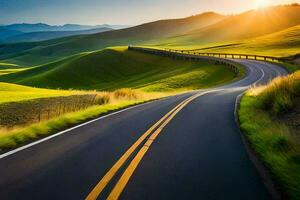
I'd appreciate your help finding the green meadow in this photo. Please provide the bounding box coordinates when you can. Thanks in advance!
[151,24,300,58]
[0,47,237,91]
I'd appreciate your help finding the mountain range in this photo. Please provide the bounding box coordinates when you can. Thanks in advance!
[0,23,129,43]
[2,27,113,43]
[1,23,128,32]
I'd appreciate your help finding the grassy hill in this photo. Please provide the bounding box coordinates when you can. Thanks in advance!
[0,82,89,104]
[0,62,26,75]
[0,28,23,41]
[159,24,300,58]
[0,47,237,91]
[2,27,113,43]
[0,62,19,69]
[0,12,225,66]
[149,4,300,48]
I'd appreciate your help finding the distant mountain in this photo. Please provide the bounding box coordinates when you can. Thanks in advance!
[98,24,130,30]
[0,28,23,40]
[3,27,113,43]
[1,23,128,33]
[94,12,226,40]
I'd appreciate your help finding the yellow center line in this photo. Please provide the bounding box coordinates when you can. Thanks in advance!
[107,92,208,200]
[85,94,197,200]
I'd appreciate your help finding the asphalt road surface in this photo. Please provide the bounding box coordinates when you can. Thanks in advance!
[0,60,287,200]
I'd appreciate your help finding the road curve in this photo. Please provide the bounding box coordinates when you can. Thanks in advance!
[0,60,287,200]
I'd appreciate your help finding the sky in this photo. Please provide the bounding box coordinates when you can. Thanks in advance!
[0,0,299,25]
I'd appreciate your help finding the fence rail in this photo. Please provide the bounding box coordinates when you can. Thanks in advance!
[165,49,282,62]
[128,46,243,75]
[128,46,283,62]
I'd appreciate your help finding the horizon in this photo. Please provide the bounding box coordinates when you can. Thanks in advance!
[1,0,299,26]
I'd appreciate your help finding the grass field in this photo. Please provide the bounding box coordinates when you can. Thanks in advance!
[0,86,167,149]
[0,62,28,75]
[239,72,300,199]
[0,62,19,69]
[0,46,237,91]
[0,82,168,127]
[0,82,91,104]
[0,95,165,150]
[148,24,300,58]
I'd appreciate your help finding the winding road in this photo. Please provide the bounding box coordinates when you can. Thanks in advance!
[0,59,287,200]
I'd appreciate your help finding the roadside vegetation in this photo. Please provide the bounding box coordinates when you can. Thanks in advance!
[239,71,300,199]
[0,87,166,150]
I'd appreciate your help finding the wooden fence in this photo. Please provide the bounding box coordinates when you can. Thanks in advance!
[165,49,282,62]
[128,46,283,62]
[128,46,243,75]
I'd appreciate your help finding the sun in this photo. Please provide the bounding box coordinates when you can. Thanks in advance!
[255,0,271,8]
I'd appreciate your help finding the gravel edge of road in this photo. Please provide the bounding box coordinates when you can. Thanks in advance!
[234,93,285,200]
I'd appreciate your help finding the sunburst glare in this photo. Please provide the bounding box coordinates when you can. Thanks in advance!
[255,0,271,8]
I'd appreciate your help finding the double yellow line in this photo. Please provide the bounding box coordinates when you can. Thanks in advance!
[86,91,211,200]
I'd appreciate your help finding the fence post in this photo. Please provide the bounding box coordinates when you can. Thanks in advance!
[47,109,50,120]
[38,111,41,122]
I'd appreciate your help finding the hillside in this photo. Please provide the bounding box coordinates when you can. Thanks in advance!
[200,24,300,57]
[150,4,300,47]
[0,47,236,91]
[2,27,113,43]
[0,82,87,104]
[0,28,22,41]
[0,12,226,65]
[161,24,300,58]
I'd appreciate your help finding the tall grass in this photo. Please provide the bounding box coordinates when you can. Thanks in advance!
[249,71,300,114]
[239,71,300,199]
[0,89,166,150]
[0,94,108,127]
[0,89,161,128]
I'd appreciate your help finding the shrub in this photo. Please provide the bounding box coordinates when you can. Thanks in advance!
[249,71,300,114]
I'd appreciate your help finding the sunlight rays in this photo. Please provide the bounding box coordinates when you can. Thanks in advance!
[255,0,272,8]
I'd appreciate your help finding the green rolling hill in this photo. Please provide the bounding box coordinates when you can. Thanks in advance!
[190,5,300,40]
[197,24,300,57]
[148,5,300,47]
[157,24,300,58]
[0,47,237,91]
[0,12,225,66]
[2,27,113,43]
